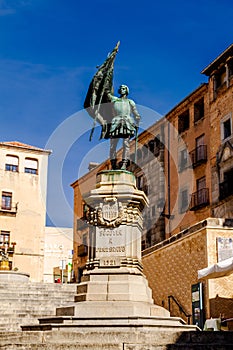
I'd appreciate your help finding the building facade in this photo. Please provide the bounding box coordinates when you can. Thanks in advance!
[0,141,51,281]
[72,44,233,325]
[44,226,73,283]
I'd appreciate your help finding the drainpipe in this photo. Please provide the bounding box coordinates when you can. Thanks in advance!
[167,120,171,237]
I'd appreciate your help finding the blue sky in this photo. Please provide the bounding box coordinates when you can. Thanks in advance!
[1,0,233,227]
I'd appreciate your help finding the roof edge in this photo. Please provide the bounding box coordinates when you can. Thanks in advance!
[0,141,52,154]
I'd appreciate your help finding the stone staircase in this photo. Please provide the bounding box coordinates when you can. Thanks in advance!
[0,281,233,349]
[0,281,77,331]
[0,330,233,349]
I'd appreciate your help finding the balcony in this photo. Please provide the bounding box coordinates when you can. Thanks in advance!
[219,180,233,200]
[190,188,209,211]
[77,244,88,257]
[0,203,18,216]
[189,145,207,168]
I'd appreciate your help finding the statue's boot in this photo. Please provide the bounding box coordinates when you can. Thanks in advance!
[121,159,128,170]
[111,159,117,170]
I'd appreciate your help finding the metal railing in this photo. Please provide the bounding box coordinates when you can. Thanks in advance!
[168,295,191,324]
[190,145,207,167]
[190,188,209,210]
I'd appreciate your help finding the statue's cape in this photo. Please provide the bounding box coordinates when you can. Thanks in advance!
[84,42,120,131]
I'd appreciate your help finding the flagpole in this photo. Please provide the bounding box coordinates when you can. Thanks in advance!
[134,122,139,164]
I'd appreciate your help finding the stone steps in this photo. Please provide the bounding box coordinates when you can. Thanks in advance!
[0,297,74,302]
[0,330,233,349]
[0,282,77,331]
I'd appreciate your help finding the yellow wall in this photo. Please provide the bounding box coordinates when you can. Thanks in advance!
[0,143,50,281]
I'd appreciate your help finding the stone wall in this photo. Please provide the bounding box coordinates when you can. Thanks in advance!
[142,218,233,321]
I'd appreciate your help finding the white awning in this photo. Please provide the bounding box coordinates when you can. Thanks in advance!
[25,158,38,169]
[6,155,18,165]
[198,257,233,280]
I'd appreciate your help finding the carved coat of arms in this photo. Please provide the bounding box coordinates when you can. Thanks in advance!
[97,198,124,227]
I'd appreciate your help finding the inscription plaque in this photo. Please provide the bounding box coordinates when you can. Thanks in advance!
[96,227,126,259]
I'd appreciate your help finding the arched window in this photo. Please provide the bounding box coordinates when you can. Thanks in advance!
[5,155,19,172]
[24,158,38,175]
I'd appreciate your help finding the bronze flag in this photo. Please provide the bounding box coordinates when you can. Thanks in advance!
[84,42,120,140]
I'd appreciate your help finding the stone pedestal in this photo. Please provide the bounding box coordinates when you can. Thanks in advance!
[85,170,146,271]
[56,170,168,319]
[22,170,198,336]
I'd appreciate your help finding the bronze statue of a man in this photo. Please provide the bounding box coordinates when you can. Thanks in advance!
[105,84,140,169]
[84,42,140,170]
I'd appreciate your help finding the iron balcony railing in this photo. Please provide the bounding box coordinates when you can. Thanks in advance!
[190,188,209,210]
[190,145,207,167]
[219,180,233,200]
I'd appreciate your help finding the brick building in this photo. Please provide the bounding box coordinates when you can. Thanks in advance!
[72,44,233,326]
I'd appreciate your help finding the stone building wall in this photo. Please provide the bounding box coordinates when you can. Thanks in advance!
[142,224,208,322]
[142,218,233,321]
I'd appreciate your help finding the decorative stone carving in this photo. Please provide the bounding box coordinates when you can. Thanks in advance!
[85,198,142,228]
[98,197,124,227]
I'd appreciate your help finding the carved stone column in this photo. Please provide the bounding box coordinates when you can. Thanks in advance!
[84,170,147,272]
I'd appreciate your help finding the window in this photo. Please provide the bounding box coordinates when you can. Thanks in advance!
[216,67,227,89]
[221,114,232,141]
[137,148,142,161]
[142,145,149,159]
[220,168,233,200]
[1,192,12,210]
[223,119,231,139]
[190,177,209,210]
[194,98,204,123]
[197,177,207,205]
[136,175,143,190]
[148,140,155,154]
[82,233,87,246]
[0,231,10,251]
[179,188,189,213]
[179,148,188,171]
[24,158,38,174]
[5,155,19,172]
[196,134,204,149]
[154,135,161,155]
[228,59,233,79]
[178,110,190,133]
[82,202,89,218]
[195,134,206,162]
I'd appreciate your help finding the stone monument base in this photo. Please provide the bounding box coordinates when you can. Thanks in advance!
[55,266,169,319]
[21,170,199,342]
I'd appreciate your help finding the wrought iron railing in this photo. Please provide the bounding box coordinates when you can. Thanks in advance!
[189,145,207,167]
[190,188,209,210]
